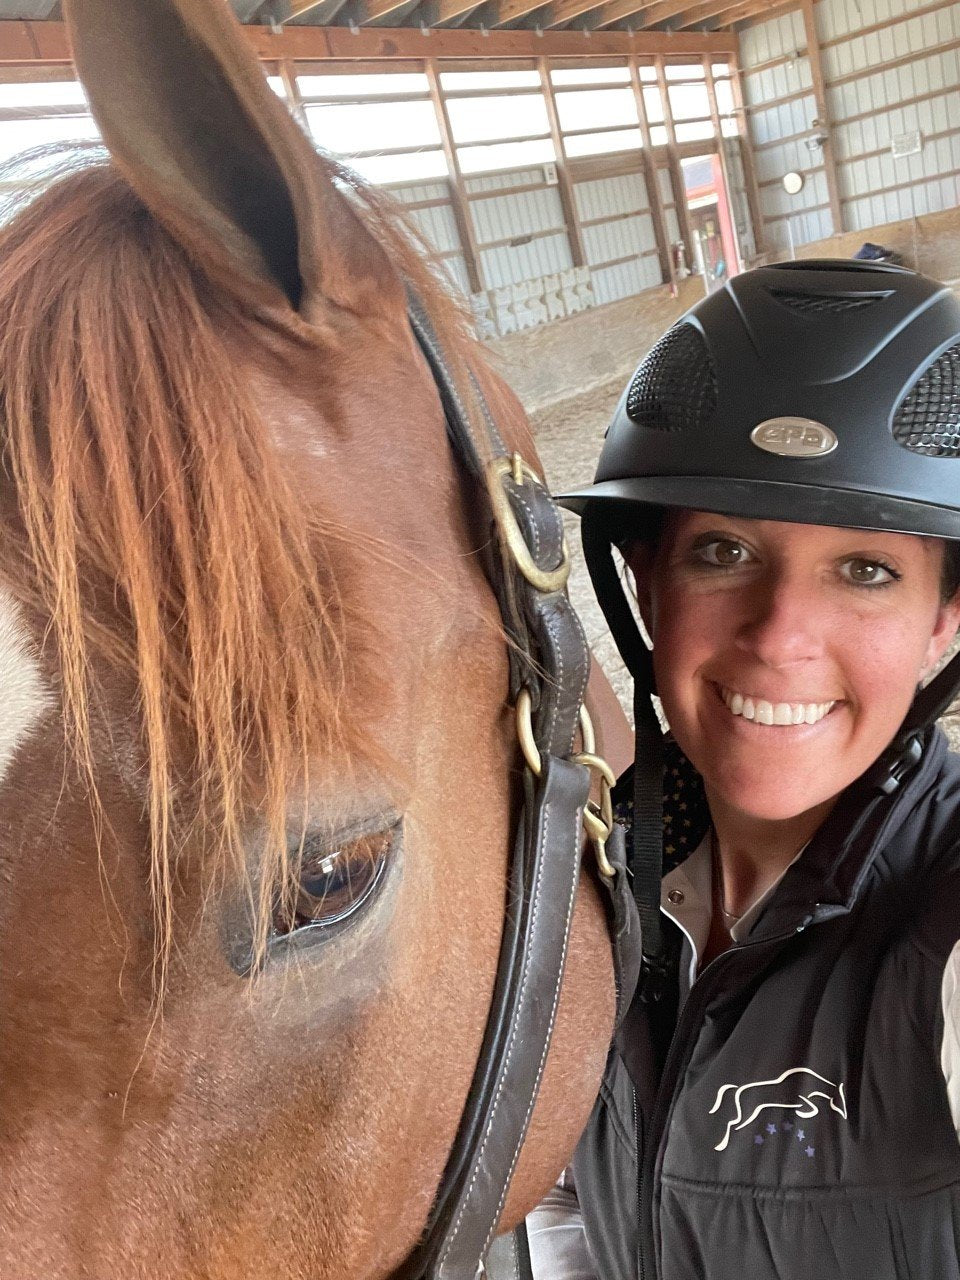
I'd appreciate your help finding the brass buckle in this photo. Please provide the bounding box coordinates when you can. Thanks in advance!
[485,453,571,595]
[516,690,617,881]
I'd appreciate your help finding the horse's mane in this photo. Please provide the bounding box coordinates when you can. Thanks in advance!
[0,149,478,980]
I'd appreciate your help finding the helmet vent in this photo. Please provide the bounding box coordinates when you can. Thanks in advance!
[625,323,717,433]
[770,289,885,315]
[893,342,960,458]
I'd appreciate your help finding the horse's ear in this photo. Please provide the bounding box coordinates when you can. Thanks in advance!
[64,0,402,319]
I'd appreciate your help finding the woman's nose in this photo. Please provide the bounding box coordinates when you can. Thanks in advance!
[734,574,827,667]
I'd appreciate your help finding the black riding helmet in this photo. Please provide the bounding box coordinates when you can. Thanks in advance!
[559,259,960,997]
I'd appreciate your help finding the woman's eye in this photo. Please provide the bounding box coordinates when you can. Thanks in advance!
[695,538,752,567]
[272,828,392,938]
[840,558,899,587]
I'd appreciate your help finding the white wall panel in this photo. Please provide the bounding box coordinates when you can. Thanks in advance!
[479,232,573,289]
[741,0,960,249]
[572,170,649,221]
[591,256,662,306]
[470,184,565,245]
[582,213,657,266]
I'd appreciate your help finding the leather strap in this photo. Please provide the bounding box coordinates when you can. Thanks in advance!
[400,296,637,1279]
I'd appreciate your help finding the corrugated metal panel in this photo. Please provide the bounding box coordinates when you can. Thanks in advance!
[479,232,573,290]
[591,256,662,306]
[470,184,565,246]
[582,213,656,266]
[818,0,943,46]
[407,203,461,255]
[743,59,813,109]
[739,9,806,70]
[572,170,649,221]
[749,94,818,147]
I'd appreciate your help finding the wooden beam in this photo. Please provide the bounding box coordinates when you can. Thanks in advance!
[490,0,556,25]
[288,0,330,15]
[436,0,489,21]
[357,0,419,22]
[629,57,672,287]
[655,54,695,271]
[800,0,842,236]
[425,60,483,294]
[542,0,656,27]
[727,47,766,256]
[537,55,585,267]
[718,0,797,27]
[674,0,760,28]
[0,20,737,63]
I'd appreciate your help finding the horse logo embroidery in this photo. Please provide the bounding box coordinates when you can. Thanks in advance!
[710,1067,848,1152]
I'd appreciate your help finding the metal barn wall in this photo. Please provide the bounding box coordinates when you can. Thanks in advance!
[740,0,960,254]
[572,168,662,306]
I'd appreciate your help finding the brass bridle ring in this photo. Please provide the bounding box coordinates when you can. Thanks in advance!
[516,689,618,881]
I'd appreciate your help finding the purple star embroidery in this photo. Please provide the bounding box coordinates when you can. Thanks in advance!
[805,1146,815,1157]
[766,1123,777,1135]
[796,1129,805,1142]
[754,1135,764,1145]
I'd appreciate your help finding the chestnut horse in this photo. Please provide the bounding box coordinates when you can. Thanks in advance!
[0,0,625,1276]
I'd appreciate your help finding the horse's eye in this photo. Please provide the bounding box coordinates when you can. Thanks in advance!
[272,828,392,938]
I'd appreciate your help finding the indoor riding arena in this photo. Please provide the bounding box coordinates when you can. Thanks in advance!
[2,0,959,730]
[2,2,960,1278]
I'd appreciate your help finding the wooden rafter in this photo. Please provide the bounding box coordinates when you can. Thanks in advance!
[541,0,656,27]
[357,0,417,23]
[713,0,798,26]
[490,0,555,27]
[588,0,668,30]
[673,0,760,29]
[0,20,737,61]
[800,0,842,234]
[287,0,330,16]
[593,0,708,28]
[436,0,489,22]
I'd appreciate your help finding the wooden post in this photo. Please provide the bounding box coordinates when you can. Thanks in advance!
[800,0,843,236]
[425,60,483,295]
[655,55,695,273]
[538,56,586,269]
[728,47,767,258]
[630,58,674,288]
[277,58,308,129]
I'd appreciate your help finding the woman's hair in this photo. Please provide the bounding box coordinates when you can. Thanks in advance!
[942,541,960,603]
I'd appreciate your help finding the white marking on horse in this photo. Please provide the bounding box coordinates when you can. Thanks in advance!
[0,591,51,784]
[710,1067,848,1152]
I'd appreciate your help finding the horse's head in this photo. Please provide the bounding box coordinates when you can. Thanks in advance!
[0,2,617,1276]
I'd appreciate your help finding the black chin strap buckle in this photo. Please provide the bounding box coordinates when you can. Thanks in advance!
[639,952,671,1004]
[873,733,923,795]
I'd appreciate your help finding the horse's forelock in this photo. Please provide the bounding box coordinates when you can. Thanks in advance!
[0,158,422,981]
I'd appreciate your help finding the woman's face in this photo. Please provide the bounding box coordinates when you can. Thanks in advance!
[629,512,960,824]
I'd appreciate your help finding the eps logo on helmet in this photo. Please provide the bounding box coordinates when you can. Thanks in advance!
[750,418,838,458]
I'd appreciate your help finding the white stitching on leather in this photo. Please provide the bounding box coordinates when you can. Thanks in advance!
[481,801,582,1257]
[439,801,558,1269]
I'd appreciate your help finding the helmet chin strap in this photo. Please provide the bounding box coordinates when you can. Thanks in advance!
[871,648,960,793]
[582,519,668,1000]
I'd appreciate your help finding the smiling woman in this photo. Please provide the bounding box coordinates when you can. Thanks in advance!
[544,260,960,1280]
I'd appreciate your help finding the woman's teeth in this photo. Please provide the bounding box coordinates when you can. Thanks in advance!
[721,687,836,726]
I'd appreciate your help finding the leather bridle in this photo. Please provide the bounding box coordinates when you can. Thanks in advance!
[398,297,643,1280]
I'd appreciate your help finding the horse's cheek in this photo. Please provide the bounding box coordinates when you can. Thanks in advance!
[498,868,616,1227]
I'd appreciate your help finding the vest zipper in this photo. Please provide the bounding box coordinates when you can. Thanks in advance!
[636,927,807,1279]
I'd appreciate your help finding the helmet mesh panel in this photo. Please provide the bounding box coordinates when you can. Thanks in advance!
[892,343,960,458]
[625,323,717,432]
[771,289,884,315]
